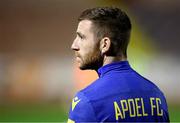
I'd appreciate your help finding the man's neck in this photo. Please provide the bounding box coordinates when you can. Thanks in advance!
[103,56,127,66]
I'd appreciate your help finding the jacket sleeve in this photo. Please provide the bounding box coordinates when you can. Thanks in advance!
[68,92,97,122]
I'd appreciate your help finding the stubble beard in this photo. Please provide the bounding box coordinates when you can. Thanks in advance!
[79,48,104,71]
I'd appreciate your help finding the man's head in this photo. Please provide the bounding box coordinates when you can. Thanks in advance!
[71,7,131,70]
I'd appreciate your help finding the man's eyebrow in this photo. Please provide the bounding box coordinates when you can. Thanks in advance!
[76,32,84,37]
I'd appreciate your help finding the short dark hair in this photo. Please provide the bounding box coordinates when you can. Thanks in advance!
[78,7,131,57]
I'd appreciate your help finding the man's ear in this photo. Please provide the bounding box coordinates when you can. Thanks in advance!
[100,37,111,55]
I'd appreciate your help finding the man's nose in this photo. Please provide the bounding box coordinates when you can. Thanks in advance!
[71,40,79,51]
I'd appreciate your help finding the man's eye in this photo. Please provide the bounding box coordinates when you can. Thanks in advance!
[78,35,84,39]
[79,35,83,39]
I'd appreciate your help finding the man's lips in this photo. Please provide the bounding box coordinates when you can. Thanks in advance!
[76,56,81,63]
[75,53,81,62]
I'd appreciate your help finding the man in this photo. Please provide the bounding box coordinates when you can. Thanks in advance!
[68,7,169,122]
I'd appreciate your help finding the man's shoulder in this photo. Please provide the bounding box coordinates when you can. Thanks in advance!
[73,82,102,109]
[79,78,109,100]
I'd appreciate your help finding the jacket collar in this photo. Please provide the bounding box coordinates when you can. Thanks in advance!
[97,61,131,77]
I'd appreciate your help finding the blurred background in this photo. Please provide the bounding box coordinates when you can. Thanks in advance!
[0,0,179,122]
